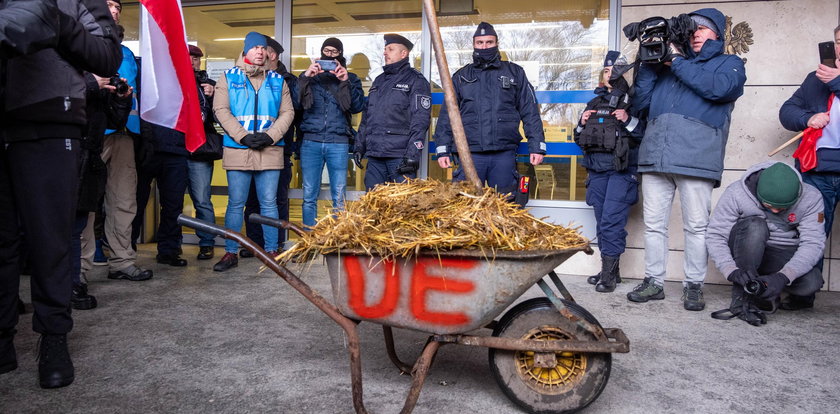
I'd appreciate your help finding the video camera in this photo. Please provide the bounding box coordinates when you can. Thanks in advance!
[623,14,697,64]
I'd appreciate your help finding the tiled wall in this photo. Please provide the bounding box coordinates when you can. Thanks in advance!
[558,0,840,291]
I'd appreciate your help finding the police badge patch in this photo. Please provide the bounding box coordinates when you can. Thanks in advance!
[417,95,431,110]
[414,141,424,150]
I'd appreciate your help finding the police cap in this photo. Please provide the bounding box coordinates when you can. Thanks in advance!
[384,33,414,51]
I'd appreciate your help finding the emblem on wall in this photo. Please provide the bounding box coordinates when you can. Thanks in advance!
[724,16,754,62]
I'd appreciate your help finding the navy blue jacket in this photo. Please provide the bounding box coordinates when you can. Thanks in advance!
[277,66,302,154]
[298,71,364,144]
[355,58,431,159]
[780,72,840,173]
[433,56,545,156]
[633,8,746,185]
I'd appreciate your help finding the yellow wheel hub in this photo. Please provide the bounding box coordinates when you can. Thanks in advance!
[515,326,586,394]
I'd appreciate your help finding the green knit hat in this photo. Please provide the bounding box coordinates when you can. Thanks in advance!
[757,163,800,208]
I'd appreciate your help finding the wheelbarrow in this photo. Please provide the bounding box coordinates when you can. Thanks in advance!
[178,214,629,414]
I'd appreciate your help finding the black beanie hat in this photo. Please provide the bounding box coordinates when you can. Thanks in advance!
[321,37,343,53]
[757,163,801,208]
[473,22,497,38]
[384,33,413,51]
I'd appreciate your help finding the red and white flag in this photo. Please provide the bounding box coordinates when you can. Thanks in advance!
[139,0,204,151]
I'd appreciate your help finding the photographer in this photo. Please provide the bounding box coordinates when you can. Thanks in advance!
[707,162,824,326]
[779,26,840,310]
[628,8,746,311]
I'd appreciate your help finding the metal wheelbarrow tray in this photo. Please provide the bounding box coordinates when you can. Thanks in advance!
[178,215,630,414]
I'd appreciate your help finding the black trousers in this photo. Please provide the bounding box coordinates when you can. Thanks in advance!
[728,216,824,300]
[0,138,79,335]
[244,155,292,247]
[132,152,188,256]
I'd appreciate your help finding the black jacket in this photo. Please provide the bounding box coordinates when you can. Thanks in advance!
[0,0,61,58]
[433,56,545,156]
[779,72,840,173]
[2,0,121,142]
[355,58,431,160]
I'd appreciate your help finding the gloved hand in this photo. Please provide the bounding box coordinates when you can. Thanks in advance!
[727,268,754,286]
[240,134,262,149]
[353,152,364,169]
[396,157,419,174]
[667,42,685,61]
[254,132,274,149]
[757,272,789,300]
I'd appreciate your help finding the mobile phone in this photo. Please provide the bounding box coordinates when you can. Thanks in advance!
[819,41,836,68]
[316,59,337,71]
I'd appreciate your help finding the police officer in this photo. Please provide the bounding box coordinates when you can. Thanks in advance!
[354,33,431,190]
[434,22,546,194]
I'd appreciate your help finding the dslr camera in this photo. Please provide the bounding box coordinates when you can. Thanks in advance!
[109,74,130,95]
[623,14,697,64]
[743,279,766,297]
[195,69,216,86]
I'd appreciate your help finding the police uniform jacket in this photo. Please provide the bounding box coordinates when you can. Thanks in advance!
[433,55,546,156]
[355,58,431,160]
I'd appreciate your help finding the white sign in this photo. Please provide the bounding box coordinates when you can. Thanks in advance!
[206,60,235,82]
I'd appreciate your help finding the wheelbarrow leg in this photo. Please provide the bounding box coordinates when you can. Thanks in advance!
[345,324,368,414]
[399,339,442,414]
[548,271,575,303]
[383,326,413,375]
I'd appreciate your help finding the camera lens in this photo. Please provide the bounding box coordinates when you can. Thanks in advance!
[743,279,765,296]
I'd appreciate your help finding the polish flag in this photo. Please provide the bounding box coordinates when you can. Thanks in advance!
[139,0,204,151]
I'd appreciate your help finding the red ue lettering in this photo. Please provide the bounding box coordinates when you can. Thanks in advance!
[410,258,476,325]
[345,256,399,318]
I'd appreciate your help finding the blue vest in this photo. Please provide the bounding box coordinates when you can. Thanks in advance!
[105,45,140,135]
[223,67,285,149]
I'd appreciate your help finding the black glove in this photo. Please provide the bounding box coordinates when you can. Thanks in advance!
[667,42,685,61]
[240,134,262,149]
[254,132,274,149]
[396,157,419,174]
[727,268,754,286]
[353,152,364,169]
[757,272,789,300]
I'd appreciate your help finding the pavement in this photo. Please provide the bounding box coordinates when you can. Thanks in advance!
[2,244,839,413]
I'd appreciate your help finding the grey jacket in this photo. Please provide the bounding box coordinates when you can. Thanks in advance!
[706,162,825,282]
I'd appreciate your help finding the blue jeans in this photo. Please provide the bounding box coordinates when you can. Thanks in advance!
[224,169,280,253]
[801,172,840,235]
[301,140,349,227]
[187,159,216,247]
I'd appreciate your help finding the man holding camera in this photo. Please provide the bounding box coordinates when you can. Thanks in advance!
[629,8,746,311]
[434,22,545,194]
[778,26,840,310]
[354,33,430,190]
[706,162,824,325]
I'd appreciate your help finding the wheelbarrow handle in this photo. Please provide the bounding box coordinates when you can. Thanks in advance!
[177,215,229,238]
[247,214,307,237]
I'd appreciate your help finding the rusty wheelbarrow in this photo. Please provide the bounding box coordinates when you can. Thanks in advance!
[178,214,629,414]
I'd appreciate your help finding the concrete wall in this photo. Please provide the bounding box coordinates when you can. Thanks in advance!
[557,0,840,291]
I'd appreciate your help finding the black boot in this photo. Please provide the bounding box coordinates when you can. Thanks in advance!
[71,283,98,310]
[38,334,74,389]
[0,328,17,374]
[586,272,601,285]
[596,255,620,293]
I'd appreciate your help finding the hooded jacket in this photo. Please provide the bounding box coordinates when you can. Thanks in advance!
[298,70,365,143]
[2,0,121,141]
[706,162,825,282]
[213,57,294,171]
[779,71,840,173]
[633,8,746,185]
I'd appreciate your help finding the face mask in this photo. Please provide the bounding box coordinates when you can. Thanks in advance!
[473,46,499,64]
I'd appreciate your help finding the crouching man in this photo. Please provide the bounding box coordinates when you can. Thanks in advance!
[706,162,825,325]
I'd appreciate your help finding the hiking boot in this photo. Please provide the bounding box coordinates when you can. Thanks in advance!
[682,282,705,311]
[0,329,16,375]
[37,334,74,389]
[627,277,664,302]
[586,272,601,285]
[108,265,153,281]
[197,246,215,260]
[71,283,98,310]
[596,255,620,293]
[780,294,815,311]
[213,252,239,272]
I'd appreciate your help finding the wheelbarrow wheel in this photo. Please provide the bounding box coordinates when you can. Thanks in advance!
[489,298,611,414]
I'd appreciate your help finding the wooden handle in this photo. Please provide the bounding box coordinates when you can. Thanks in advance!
[768,131,804,157]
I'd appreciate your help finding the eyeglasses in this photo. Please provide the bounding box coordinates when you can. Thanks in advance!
[322,47,340,56]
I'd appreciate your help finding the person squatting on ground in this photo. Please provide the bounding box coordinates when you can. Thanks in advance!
[434,22,546,194]
[629,8,746,311]
[778,25,840,308]
[707,162,825,325]
[296,37,365,228]
[354,33,431,189]
[0,0,121,388]
[212,32,294,272]
[574,51,645,293]
[241,36,302,256]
